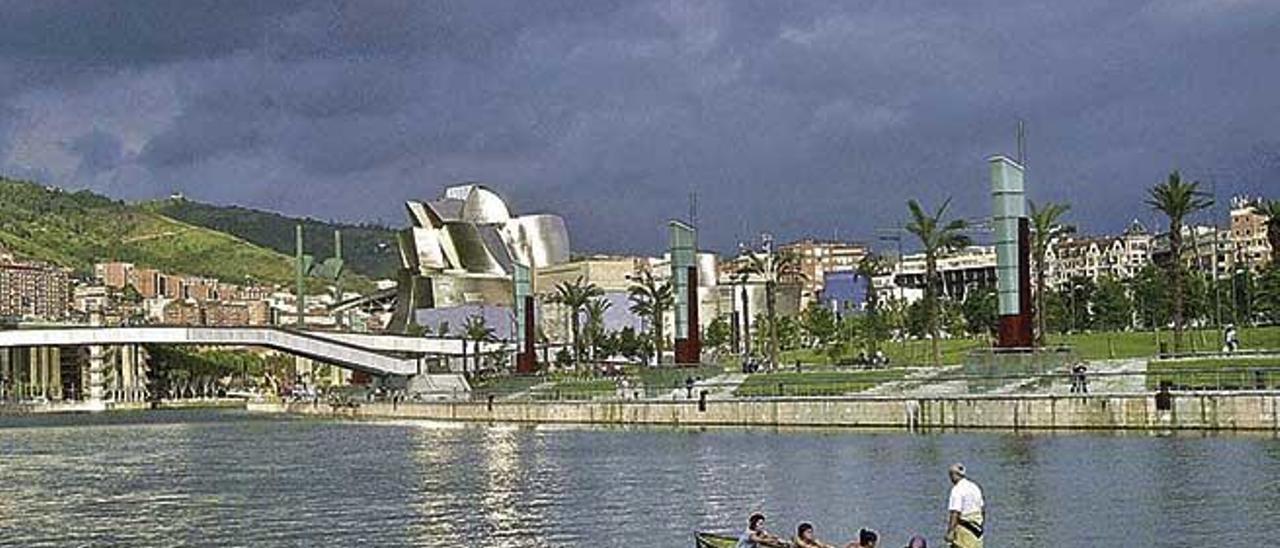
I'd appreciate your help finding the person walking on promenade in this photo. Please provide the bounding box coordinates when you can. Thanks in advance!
[944,463,984,548]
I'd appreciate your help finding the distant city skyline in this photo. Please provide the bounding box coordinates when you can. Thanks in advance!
[1,1,1276,255]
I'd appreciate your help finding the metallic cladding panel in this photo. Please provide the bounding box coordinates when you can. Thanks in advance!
[426,199,464,222]
[410,227,447,271]
[405,201,434,228]
[478,225,515,273]
[695,252,718,287]
[501,214,571,268]
[989,156,1025,316]
[396,229,419,271]
[461,186,512,224]
[444,184,475,201]
[444,222,506,275]
[669,221,697,339]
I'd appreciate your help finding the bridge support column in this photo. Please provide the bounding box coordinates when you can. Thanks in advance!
[88,345,106,409]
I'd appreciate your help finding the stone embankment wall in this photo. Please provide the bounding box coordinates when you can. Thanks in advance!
[0,399,245,416]
[251,392,1280,431]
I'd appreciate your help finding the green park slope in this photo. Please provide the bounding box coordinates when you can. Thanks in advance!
[0,177,372,290]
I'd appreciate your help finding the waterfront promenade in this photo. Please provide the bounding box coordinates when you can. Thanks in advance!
[250,389,1280,431]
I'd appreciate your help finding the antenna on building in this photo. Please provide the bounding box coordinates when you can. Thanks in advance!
[689,189,698,227]
[1016,118,1026,166]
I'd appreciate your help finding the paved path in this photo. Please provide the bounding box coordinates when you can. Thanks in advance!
[655,373,747,400]
[499,381,554,401]
[864,366,968,397]
[993,358,1148,395]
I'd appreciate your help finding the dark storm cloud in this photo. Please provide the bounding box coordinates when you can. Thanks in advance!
[66,129,125,175]
[1,0,1278,254]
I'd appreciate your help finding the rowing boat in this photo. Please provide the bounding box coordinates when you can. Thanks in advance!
[695,532,738,547]
[696,531,799,547]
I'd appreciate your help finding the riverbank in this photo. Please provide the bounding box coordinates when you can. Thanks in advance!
[250,391,1280,431]
[0,398,246,416]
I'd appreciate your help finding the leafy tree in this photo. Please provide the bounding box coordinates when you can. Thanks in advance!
[1130,264,1171,330]
[554,347,573,369]
[462,314,496,375]
[1254,264,1280,325]
[1093,275,1133,357]
[961,287,997,338]
[1183,271,1211,331]
[1029,200,1072,345]
[703,316,733,354]
[614,326,645,362]
[1256,199,1280,264]
[940,298,967,340]
[905,300,928,340]
[800,303,839,348]
[739,250,804,369]
[1147,170,1213,352]
[1060,276,1098,332]
[593,330,621,362]
[905,198,971,365]
[551,276,604,365]
[627,270,672,365]
[1042,288,1072,334]
[752,313,801,355]
[583,297,612,360]
[856,254,890,355]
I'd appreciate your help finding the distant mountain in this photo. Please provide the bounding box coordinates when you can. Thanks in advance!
[0,177,376,291]
[144,198,400,279]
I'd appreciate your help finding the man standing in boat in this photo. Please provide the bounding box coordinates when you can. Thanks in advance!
[944,463,984,548]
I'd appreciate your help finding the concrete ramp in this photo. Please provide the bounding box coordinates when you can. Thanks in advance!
[0,327,422,377]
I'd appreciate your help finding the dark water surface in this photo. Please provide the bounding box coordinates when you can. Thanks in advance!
[2,410,1279,547]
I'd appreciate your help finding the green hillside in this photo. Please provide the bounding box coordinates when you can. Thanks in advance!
[0,177,372,291]
[144,198,400,279]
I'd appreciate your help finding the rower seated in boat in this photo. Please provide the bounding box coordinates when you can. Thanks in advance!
[737,512,789,548]
[792,522,835,548]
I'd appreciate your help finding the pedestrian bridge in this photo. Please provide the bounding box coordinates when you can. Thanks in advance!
[0,326,501,378]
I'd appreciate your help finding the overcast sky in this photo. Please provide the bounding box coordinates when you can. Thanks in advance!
[1,1,1277,254]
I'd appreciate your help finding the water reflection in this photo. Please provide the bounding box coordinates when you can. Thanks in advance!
[3,412,1280,547]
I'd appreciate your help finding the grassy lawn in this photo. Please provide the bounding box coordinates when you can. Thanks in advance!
[469,375,546,398]
[781,339,981,367]
[1147,356,1280,390]
[627,365,727,390]
[778,326,1280,367]
[533,378,619,400]
[1048,326,1280,360]
[733,369,909,398]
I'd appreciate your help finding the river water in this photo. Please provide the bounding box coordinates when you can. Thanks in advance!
[1,410,1278,547]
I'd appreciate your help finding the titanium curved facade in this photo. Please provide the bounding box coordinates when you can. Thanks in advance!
[391,184,572,330]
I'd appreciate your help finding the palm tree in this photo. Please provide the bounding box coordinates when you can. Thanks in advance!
[583,297,612,360]
[740,250,803,370]
[628,270,673,365]
[1147,171,1213,352]
[1257,199,1280,264]
[1029,200,1072,346]
[462,313,495,376]
[551,276,604,365]
[856,253,889,356]
[905,198,971,366]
